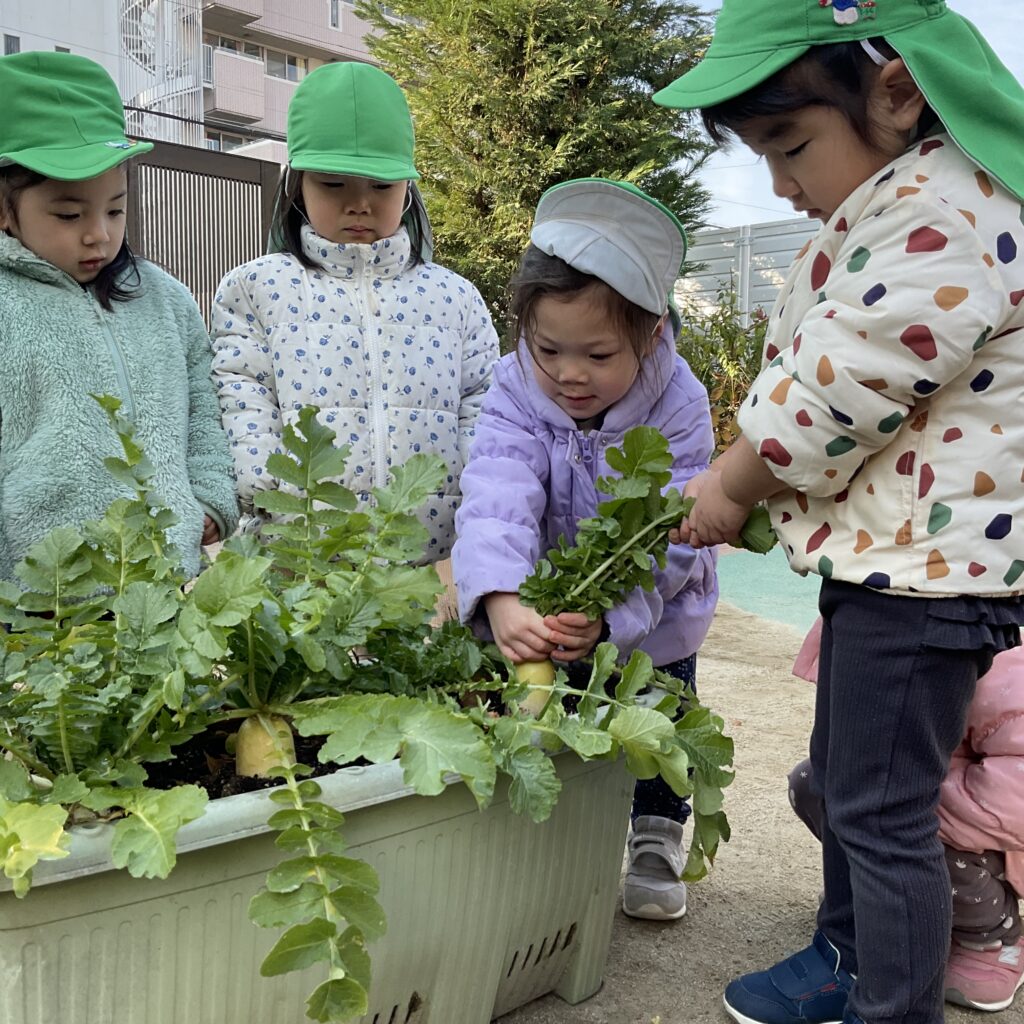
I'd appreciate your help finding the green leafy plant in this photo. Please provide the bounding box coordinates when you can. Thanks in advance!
[520,427,774,619]
[0,404,737,1023]
[0,396,211,893]
[676,288,768,456]
[515,425,770,873]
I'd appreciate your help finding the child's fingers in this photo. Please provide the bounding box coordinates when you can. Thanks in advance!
[552,645,589,663]
[547,628,592,650]
[544,612,590,630]
[671,519,705,548]
[511,639,557,662]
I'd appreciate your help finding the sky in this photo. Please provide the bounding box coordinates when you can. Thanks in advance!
[693,2,1024,228]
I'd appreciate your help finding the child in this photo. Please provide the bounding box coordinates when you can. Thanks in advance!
[790,628,1024,1013]
[658,2,1024,1022]
[210,63,498,562]
[452,177,718,921]
[0,52,238,581]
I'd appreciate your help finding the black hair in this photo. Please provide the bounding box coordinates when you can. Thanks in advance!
[268,167,434,268]
[0,163,141,310]
[702,37,940,150]
[509,244,662,364]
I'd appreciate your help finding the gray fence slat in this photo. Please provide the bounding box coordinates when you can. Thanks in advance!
[127,139,281,324]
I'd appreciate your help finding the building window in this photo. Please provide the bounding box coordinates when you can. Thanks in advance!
[266,50,307,82]
[203,34,260,58]
[55,46,70,53]
[329,0,341,29]
[4,34,20,56]
[206,130,247,152]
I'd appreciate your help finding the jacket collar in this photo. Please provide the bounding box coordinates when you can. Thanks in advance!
[508,321,678,434]
[299,223,411,279]
[0,231,72,286]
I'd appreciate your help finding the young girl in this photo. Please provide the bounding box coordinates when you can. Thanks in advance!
[210,62,498,562]
[452,177,718,921]
[657,2,1024,1022]
[0,52,238,582]
[790,628,1024,1014]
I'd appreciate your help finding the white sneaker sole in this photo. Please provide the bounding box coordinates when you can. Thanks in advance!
[722,995,843,1024]
[945,970,1024,1012]
[622,900,687,921]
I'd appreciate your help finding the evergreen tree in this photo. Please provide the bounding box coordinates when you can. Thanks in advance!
[359,0,713,326]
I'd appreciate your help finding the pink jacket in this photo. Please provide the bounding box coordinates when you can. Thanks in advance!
[793,621,1024,895]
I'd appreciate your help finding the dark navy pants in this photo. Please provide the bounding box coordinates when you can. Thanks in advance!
[811,579,1015,1024]
[631,653,696,825]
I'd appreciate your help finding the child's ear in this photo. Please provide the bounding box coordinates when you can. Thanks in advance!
[646,312,669,354]
[876,58,927,134]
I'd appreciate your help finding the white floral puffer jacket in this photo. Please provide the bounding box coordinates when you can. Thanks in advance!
[210,224,499,561]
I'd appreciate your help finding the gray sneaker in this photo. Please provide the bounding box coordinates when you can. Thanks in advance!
[622,815,687,920]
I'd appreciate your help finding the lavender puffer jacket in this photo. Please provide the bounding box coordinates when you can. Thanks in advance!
[452,331,718,666]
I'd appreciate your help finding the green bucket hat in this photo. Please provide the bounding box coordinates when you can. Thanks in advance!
[531,178,687,316]
[0,51,152,180]
[287,62,420,181]
[653,0,1024,201]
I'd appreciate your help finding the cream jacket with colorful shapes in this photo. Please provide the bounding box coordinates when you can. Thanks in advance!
[738,134,1024,595]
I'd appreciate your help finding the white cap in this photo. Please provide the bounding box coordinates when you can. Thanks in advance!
[530,178,687,315]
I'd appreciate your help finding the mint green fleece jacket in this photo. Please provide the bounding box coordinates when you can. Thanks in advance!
[0,233,239,581]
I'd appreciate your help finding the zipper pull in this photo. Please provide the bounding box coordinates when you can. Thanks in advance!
[578,434,594,465]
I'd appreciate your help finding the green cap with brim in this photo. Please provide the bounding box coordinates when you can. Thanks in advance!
[532,178,687,317]
[653,0,1024,201]
[287,62,420,181]
[0,51,152,180]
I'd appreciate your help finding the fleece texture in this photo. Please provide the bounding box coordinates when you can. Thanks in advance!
[0,232,239,581]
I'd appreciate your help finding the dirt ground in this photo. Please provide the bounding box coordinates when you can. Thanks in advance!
[502,602,985,1024]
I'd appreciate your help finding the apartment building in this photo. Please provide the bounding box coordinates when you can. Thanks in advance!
[0,0,122,82]
[0,1,380,159]
[202,0,378,162]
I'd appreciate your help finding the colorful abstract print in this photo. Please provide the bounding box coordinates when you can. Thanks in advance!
[738,135,1024,594]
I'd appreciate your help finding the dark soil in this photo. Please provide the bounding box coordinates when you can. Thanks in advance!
[143,724,339,799]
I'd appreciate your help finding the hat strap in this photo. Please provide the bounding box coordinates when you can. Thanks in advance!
[859,38,890,68]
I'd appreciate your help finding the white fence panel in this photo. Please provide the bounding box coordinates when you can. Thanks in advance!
[677,217,821,323]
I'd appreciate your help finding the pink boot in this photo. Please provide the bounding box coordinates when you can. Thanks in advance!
[945,938,1024,1012]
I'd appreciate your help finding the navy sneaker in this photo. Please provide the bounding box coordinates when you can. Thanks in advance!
[723,931,854,1024]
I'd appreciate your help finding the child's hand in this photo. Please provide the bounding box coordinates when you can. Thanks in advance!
[669,470,711,545]
[201,515,221,546]
[677,471,751,548]
[543,611,603,663]
[484,592,557,663]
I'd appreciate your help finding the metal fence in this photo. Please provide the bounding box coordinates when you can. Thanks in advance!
[679,217,821,324]
[127,140,281,323]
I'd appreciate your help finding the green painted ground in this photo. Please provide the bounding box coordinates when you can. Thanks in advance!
[716,545,820,634]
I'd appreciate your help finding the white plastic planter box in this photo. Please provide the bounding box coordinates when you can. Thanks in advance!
[0,754,633,1024]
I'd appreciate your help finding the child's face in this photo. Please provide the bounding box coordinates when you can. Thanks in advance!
[738,104,908,223]
[0,165,127,283]
[527,285,651,429]
[301,173,408,245]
